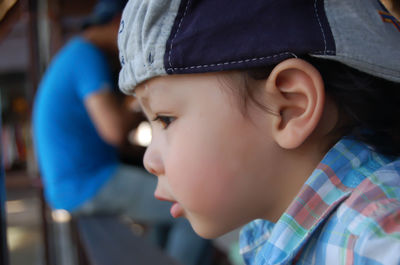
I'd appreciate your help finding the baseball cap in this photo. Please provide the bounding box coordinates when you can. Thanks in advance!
[82,0,128,29]
[118,0,400,94]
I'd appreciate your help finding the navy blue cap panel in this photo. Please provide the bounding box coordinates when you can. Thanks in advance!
[165,0,335,74]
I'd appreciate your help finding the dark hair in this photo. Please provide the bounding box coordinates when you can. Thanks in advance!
[243,56,400,157]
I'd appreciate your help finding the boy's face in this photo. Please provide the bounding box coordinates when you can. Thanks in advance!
[136,72,285,238]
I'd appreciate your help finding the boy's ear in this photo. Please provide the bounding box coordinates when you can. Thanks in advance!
[265,58,325,149]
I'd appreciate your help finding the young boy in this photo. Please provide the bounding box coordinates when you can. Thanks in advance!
[118,0,400,264]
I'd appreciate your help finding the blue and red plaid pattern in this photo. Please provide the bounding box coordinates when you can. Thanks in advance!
[240,138,400,264]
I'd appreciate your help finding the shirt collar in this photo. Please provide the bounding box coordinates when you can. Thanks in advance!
[239,138,390,265]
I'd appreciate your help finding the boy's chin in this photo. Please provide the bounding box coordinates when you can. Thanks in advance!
[191,221,236,239]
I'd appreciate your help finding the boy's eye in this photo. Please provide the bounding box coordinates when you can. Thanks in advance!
[152,115,175,129]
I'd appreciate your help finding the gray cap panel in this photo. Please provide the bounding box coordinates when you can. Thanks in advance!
[316,0,400,82]
[118,0,181,94]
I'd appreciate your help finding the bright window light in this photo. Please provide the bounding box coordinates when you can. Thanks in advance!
[131,121,152,147]
[51,209,71,223]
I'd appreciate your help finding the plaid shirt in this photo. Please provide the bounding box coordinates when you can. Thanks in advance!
[240,138,400,265]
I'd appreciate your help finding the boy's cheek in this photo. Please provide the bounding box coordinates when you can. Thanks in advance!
[170,164,234,211]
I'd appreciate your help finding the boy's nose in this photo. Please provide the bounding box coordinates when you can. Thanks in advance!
[143,143,163,177]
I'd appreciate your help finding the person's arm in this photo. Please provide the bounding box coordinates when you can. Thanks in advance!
[85,90,142,147]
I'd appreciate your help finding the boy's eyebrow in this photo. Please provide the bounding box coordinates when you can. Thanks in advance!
[140,83,161,113]
[137,82,168,116]
[137,87,154,120]
[136,84,150,108]
[140,96,150,110]
[139,97,151,119]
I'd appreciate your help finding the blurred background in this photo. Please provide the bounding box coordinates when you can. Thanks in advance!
[1,0,99,264]
[0,0,243,265]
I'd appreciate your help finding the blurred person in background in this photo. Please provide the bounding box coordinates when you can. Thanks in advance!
[32,0,212,264]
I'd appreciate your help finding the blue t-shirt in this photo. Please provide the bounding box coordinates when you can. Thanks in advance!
[33,37,119,211]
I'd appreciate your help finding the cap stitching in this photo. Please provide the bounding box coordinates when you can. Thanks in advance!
[124,50,334,72]
[314,0,327,54]
[165,51,336,71]
[166,52,301,71]
[312,51,335,55]
[168,0,192,71]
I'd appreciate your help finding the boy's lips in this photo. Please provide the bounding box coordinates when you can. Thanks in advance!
[154,194,184,218]
[170,202,183,218]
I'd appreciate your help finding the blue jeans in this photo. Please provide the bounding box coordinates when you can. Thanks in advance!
[74,164,212,265]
